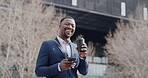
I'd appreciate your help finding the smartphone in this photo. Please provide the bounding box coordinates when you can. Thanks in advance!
[68,57,76,61]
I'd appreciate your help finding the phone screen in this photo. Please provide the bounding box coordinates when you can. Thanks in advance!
[68,57,76,61]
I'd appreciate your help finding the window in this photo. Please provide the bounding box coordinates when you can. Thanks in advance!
[143,7,148,20]
[72,0,77,6]
[121,2,126,16]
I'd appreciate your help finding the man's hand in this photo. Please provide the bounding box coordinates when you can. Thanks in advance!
[60,59,76,71]
[78,43,87,58]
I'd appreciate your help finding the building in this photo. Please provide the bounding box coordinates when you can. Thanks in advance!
[43,0,148,77]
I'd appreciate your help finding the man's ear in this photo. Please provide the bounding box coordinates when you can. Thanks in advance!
[59,23,62,27]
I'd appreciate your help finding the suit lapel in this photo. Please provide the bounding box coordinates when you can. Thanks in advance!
[54,37,77,58]
[54,38,66,58]
[69,42,77,57]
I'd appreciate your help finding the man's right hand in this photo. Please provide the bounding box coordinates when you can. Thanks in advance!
[60,59,76,71]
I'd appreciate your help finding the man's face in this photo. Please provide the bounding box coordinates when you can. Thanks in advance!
[59,18,76,38]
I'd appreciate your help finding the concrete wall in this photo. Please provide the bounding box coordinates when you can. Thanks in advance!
[46,0,148,19]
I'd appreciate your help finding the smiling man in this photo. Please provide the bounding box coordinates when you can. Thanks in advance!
[35,16,88,78]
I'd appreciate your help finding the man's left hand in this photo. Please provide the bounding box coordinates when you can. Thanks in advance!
[78,43,87,58]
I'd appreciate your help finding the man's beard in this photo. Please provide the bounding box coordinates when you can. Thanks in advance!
[64,33,71,38]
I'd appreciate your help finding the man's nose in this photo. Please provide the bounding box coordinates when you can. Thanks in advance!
[67,25,72,29]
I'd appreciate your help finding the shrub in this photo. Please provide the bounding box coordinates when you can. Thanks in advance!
[104,6,148,78]
[0,0,64,78]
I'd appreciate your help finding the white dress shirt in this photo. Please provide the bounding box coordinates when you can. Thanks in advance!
[57,36,72,71]
[57,36,71,57]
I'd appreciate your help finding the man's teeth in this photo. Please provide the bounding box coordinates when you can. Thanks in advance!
[66,30,72,32]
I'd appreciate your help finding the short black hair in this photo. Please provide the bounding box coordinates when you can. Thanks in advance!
[60,16,74,24]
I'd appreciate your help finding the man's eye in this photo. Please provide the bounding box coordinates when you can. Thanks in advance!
[65,23,69,25]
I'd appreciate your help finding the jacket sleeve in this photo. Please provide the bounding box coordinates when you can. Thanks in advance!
[35,41,60,77]
[78,57,89,75]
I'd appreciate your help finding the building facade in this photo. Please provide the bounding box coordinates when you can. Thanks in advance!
[44,0,148,77]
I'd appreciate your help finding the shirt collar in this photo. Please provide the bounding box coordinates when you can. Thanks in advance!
[57,36,71,45]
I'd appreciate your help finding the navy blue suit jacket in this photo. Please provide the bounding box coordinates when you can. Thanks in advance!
[35,38,88,78]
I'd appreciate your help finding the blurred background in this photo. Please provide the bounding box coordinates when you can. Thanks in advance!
[0,0,148,78]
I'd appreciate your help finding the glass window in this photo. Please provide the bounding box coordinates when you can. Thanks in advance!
[143,7,148,20]
[121,2,126,16]
[72,0,77,6]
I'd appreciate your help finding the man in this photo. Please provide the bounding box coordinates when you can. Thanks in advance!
[35,16,88,78]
